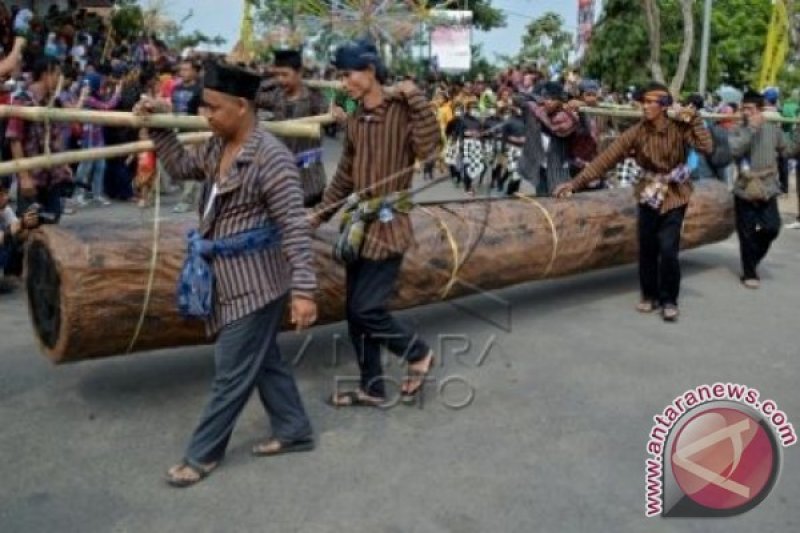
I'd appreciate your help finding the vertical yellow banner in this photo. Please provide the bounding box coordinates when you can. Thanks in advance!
[759,0,790,90]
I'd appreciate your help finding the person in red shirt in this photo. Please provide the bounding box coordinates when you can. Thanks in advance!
[127,128,157,208]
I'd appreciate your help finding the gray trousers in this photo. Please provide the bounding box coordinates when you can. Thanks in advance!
[185,294,312,466]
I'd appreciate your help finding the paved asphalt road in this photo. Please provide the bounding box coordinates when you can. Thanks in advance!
[1,137,799,532]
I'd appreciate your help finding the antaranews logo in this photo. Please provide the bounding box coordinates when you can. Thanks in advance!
[645,383,796,517]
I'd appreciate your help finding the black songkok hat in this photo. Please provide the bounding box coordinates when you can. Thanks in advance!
[540,81,566,101]
[203,60,261,100]
[273,49,302,70]
[331,38,387,83]
[742,89,765,107]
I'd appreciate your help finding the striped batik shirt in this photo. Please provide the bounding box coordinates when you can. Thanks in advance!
[728,122,800,200]
[313,88,441,260]
[572,115,713,213]
[255,83,328,204]
[152,127,317,335]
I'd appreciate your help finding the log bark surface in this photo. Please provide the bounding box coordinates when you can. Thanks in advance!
[25,182,735,364]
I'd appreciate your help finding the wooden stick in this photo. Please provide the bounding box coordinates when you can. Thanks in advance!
[580,105,800,124]
[0,106,321,138]
[0,133,211,176]
[293,113,337,125]
[304,79,343,91]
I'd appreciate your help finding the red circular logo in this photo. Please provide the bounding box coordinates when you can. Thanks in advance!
[670,407,776,511]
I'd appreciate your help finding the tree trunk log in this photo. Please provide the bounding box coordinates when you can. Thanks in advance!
[25,182,735,364]
[670,0,696,96]
[642,0,666,84]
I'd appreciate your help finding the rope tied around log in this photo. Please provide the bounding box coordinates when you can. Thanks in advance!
[126,164,162,354]
[513,193,559,279]
[418,206,463,299]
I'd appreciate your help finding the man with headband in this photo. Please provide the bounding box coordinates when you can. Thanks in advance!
[555,81,712,322]
[311,39,440,407]
[256,48,327,207]
[135,61,318,487]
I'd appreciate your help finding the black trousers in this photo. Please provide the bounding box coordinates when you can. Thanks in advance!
[346,256,430,398]
[638,205,687,306]
[735,196,781,280]
[778,155,789,194]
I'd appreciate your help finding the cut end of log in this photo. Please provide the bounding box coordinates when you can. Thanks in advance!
[26,239,62,352]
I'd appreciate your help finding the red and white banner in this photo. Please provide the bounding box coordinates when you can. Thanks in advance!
[430,25,472,72]
[576,0,596,59]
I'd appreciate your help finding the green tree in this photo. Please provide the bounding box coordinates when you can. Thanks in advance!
[429,0,506,32]
[468,42,498,80]
[583,0,772,92]
[110,0,144,40]
[518,12,573,73]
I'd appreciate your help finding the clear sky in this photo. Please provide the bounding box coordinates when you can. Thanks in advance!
[147,0,580,59]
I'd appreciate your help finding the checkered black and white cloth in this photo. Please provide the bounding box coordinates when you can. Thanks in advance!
[463,138,485,179]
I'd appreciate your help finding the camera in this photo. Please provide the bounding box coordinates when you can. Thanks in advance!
[27,203,57,225]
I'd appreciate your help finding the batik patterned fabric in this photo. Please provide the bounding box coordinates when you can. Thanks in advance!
[506,145,523,180]
[445,138,461,167]
[638,164,691,210]
[463,138,485,180]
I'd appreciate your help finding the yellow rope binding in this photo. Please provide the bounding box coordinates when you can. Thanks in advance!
[513,193,559,278]
[126,164,162,353]
[419,206,462,299]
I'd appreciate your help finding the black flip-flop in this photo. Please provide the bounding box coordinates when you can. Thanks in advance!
[252,438,315,457]
[165,460,216,488]
[326,391,385,408]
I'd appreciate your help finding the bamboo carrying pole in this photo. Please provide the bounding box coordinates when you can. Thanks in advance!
[304,79,343,91]
[0,106,321,137]
[0,116,334,175]
[0,133,212,176]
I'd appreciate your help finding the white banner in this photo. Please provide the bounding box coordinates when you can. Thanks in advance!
[430,25,472,72]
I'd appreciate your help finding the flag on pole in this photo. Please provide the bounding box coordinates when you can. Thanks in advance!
[576,0,596,60]
[758,0,790,90]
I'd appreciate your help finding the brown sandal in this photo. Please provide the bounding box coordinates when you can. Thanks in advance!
[662,305,680,322]
[252,437,315,457]
[402,353,436,399]
[166,460,218,488]
[636,300,659,313]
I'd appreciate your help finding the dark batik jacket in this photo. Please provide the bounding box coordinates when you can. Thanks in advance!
[255,82,327,205]
[152,127,317,335]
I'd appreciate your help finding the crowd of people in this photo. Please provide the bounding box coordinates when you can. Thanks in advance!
[2,3,800,487]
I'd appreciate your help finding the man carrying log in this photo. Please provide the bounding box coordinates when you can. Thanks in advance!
[255,49,327,207]
[311,39,439,407]
[728,89,800,289]
[517,81,579,197]
[555,82,712,322]
[134,60,319,487]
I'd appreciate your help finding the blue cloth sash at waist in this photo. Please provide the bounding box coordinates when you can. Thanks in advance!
[296,148,324,168]
[177,225,282,319]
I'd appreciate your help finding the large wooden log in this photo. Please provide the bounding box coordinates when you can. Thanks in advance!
[25,181,734,364]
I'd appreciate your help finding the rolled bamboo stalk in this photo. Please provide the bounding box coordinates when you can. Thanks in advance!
[581,106,798,124]
[293,113,337,125]
[301,80,800,125]
[25,181,734,364]
[304,79,343,91]
[0,106,322,137]
[0,132,212,175]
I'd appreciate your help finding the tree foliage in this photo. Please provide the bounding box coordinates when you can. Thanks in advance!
[429,0,506,32]
[583,0,773,92]
[517,12,572,73]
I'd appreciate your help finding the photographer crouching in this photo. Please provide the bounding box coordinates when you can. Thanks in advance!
[0,176,43,292]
